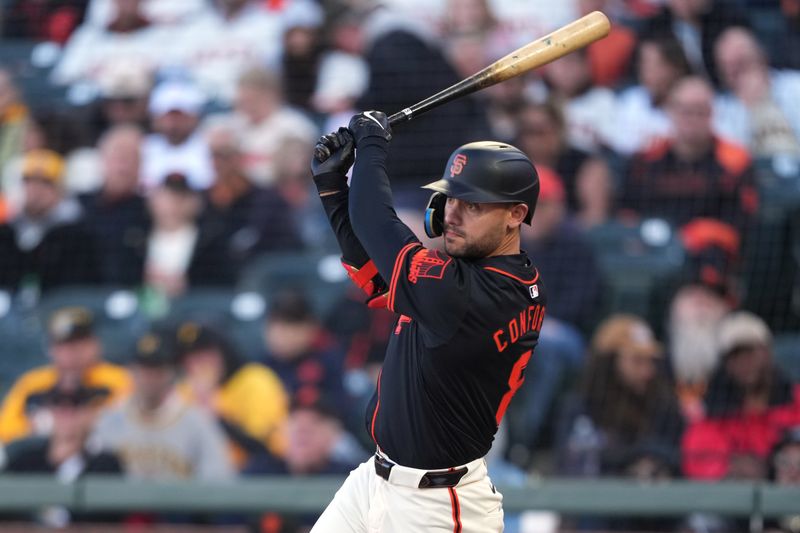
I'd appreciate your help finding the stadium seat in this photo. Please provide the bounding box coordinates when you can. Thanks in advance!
[584,219,686,328]
[237,251,350,319]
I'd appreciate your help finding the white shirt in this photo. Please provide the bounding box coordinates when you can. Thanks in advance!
[714,70,800,153]
[141,132,213,190]
[86,0,210,28]
[609,86,673,155]
[166,5,283,104]
[225,108,318,185]
[146,225,198,278]
[563,87,618,153]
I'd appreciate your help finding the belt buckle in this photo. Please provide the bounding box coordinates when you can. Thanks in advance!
[374,453,393,481]
[418,466,468,489]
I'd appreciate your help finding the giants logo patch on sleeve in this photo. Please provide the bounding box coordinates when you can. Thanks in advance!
[408,249,452,284]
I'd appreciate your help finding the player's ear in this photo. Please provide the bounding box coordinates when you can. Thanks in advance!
[507,204,528,229]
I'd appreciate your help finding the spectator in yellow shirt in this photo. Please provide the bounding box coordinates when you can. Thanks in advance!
[175,321,288,468]
[0,307,132,443]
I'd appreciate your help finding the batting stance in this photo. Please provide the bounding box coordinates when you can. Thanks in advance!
[309,111,546,532]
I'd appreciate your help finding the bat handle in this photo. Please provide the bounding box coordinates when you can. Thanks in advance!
[314,109,410,162]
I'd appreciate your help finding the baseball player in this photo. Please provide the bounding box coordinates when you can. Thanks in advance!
[309,111,546,532]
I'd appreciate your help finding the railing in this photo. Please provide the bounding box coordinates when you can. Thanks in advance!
[0,476,798,519]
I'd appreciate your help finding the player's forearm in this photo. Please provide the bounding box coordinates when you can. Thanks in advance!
[349,139,418,280]
[317,177,372,268]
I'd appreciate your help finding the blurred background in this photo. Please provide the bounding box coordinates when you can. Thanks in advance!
[0,0,799,531]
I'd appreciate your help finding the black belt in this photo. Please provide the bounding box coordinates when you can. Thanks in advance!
[374,454,468,488]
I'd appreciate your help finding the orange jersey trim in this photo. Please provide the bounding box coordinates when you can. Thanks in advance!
[370,368,383,445]
[388,243,420,311]
[483,267,539,285]
[448,487,462,533]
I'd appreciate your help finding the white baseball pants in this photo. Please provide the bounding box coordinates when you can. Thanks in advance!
[310,453,504,532]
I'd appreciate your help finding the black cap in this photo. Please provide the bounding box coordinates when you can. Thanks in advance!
[268,289,315,323]
[290,389,341,422]
[175,321,226,356]
[133,331,176,367]
[47,307,95,344]
[161,172,194,194]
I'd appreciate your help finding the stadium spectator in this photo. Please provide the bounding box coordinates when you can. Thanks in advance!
[141,80,212,191]
[174,321,289,468]
[52,0,168,91]
[1,383,122,527]
[91,330,234,480]
[667,283,734,422]
[541,47,617,153]
[0,70,30,182]
[767,426,800,533]
[610,36,692,155]
[80,124,149,286]
[510,167,600,461]
[144,173,234,297]
[440,0,518,68]
[0,307,132,444]
[345,3,486,194]
[167,0,284,104]
[574,156,615,229]
[1,0,88,44]
[203,122,303,259]
[85,0,208,28]
[311,51,369,134]
[621,76,758,233]
[280,0,324,111]
[556,315,684,477]
[514,101,592,214]
[261,289,348,417]
[639,0,747,80]
[713,26,800,158]
[578,0,637,87]
[221,67,317,186]
[683,312,800,480]
[76,61,153,146]
[0,149,100,292]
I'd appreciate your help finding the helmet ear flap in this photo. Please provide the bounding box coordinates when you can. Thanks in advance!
[424,192,446,238]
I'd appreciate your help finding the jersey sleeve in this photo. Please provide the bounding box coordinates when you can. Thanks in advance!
[386,245,470,345]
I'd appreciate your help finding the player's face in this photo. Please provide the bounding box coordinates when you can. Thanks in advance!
[442,198,512,258]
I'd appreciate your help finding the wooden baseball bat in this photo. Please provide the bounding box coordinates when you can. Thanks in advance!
[315,11,610,160]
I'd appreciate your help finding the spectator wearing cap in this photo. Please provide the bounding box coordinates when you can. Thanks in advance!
[168,0,285,104]
[713,27,800,158]
[0,307,132,444]
[141,80,213,190]
[91,330,234,480]
[144,172,234,297]
[216,67,317,186]
[261,290,348,418]
[0,150,100,292]
[555,315,684,477]
[75,60,153,146]
[683,312,800,480]
[175,321,289,469]
[203,122,303,260]
[80,124,150,286]
[621,77,757,237]
[1,382,122,527]
[52,0,169,94]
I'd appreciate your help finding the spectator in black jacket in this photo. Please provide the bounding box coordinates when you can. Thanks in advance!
[0,149,98,292]
[80,124,149,286]
[143,172,234,297]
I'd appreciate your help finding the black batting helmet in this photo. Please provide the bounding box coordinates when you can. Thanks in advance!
[421,141,540,238]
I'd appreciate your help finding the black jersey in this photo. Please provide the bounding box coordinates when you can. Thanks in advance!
[347,138,547,470]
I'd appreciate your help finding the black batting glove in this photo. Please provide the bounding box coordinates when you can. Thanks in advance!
[311,128,355,195]
[348,110,392,147]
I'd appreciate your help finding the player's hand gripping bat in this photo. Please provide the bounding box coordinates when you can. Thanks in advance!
[314,11,611,161]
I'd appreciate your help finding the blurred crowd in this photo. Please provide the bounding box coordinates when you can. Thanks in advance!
[1,0,800,531]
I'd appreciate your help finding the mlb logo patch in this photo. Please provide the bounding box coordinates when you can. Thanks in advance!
[529,284,539,299]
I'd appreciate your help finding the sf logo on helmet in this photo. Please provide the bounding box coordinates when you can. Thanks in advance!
[450,154,468,177]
